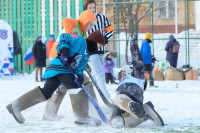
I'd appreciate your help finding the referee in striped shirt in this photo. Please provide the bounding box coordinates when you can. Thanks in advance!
[84,0,115,100]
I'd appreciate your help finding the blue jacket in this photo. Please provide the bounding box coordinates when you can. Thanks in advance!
[141,40,152,64]
[43,33,89,79]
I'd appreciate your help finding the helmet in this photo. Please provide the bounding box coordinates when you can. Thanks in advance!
[120,65,132,76]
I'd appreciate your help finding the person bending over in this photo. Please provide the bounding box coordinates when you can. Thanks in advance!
[110,35,164,128]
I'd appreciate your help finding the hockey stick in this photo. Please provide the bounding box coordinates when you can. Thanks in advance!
[169,66,192,73]
[84,67,116,109]
[66,63,109,123]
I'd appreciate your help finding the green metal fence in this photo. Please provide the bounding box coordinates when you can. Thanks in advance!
[0,0,84,74]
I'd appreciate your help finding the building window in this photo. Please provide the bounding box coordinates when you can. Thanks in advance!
[157,1,175,18]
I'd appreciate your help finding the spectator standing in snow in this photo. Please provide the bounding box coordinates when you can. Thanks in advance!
[141,33,157,88]
[32,36,46,82]
[104,52,116,84]
[165,35,180,68]
[84,0,115,100]
[46,34,55,63]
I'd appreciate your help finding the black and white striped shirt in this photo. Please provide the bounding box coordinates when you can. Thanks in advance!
[86,14,115,53]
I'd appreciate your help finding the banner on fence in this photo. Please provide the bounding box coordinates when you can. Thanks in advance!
[0,19,14,76]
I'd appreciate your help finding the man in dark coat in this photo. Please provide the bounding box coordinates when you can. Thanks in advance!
[32,36,46,82]
[165,35,180,68]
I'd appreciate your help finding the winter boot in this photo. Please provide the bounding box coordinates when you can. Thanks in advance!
[43,85,67,121]
[70,82,101,126]
[120,101,157,127]
[111,94,144,119]
[143,101,164,126]
[110,101,147,128]
[123,101,164,127]
[110,106,126,128]
[149,80,158,88]
[6,86,46,123]
[112,101,162,128]
[122,112,143,127]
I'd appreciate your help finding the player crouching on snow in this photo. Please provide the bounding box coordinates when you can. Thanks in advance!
[110,35,164,128]
[6,30,105,125]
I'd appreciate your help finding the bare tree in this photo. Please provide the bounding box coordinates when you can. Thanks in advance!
[119,0,155,64]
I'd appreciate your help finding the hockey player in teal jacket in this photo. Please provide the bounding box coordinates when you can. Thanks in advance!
[43,33,89,79]
[6,31,105,124]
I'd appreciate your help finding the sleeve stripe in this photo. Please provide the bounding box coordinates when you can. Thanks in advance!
[105,25,115,32]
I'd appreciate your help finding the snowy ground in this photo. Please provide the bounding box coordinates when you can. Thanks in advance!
[0,73,200,133]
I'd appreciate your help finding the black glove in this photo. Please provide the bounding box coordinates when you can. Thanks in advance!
[68,53,82,69]
[58,47,69,65]
[73,74,84,87]
[151,55,156,64]
[60,56,68,65]
[73,74,79,86]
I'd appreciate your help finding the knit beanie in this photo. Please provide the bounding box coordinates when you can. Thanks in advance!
[37,35,42,40]
[49,34,55,39]
[104,51,111,58]
[87,30,105,45]
[145,33,152,40]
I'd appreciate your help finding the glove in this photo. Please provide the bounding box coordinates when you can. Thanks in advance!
[73,74,80,86]
[68,53,82,69]
[151,55,156,64]
[73,74,84,87]
[58,47,69,65]
[60,56,68,65]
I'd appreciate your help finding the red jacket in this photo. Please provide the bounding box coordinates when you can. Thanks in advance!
[46,41,55,58]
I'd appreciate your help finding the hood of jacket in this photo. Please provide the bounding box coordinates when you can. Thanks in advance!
[78,10,97,33]
[169,35,176,42]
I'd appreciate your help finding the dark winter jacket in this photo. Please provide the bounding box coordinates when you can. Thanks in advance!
[32,40,46,67]
[165,35,179,68]
[141,39,152,64]
[13,31,22,55]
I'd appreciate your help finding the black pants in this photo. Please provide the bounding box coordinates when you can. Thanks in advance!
[144,64,154,85]
[105,73,115,83]
[40,73,84,99]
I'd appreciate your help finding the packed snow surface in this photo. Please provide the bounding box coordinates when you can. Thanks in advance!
[0,72,200,133]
